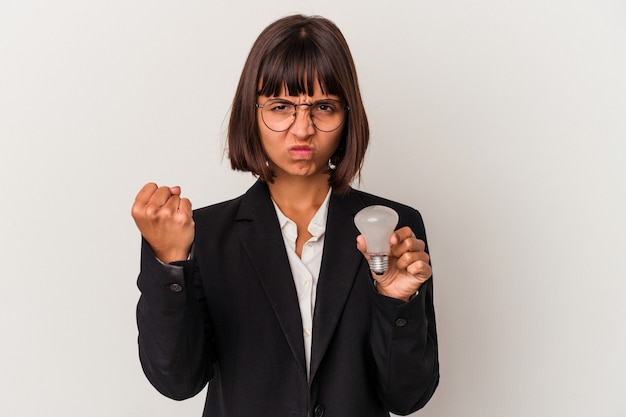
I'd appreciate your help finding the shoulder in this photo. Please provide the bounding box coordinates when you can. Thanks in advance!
[343,188,423,219]
[191,180,272,229]
[341,188,427,238]
[193,195,242,217]
[192,195,243,230]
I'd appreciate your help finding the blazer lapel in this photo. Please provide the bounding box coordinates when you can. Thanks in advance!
[309,190,367,382]
[235,181,307,376]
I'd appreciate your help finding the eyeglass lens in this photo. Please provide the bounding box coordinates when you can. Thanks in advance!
[259,99,346,132]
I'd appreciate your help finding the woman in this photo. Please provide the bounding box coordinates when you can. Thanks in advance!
[132,14,439,417]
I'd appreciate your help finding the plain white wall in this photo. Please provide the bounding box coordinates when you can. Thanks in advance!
[1,1,625,416]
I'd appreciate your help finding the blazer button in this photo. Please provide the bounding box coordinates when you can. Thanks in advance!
[394,317,408,327]
[314,404,325,417]
[169,283,183,293]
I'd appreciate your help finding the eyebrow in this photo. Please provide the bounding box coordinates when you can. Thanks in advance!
[261,95,341,102]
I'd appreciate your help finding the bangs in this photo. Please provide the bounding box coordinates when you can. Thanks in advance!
[257,33,343,98]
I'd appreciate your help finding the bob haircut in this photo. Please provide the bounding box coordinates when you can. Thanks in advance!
[227,14,369,193]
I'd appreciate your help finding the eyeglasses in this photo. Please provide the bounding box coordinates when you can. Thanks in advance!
[256,98,349,132]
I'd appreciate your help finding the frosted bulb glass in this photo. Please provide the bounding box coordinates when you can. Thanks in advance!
[354,205,399,275]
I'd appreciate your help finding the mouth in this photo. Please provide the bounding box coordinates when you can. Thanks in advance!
[289,146,314,158]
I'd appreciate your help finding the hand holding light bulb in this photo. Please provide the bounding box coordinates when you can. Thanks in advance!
[355,205,433,302]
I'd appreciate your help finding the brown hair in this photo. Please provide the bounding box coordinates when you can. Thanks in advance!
[227,14,369,193]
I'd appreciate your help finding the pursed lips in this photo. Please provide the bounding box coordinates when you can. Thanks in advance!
[289,146,314,158]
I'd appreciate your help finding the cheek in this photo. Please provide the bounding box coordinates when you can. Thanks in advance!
[258,129,281,156]
[326,133,343,155]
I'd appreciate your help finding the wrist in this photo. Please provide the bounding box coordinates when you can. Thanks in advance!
[373,280,412,303]
[154,248,191,264]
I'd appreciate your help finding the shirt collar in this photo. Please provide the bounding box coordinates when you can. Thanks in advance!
[272,188,332,238]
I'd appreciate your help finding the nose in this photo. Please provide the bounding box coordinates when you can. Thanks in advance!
[289,104,315,138]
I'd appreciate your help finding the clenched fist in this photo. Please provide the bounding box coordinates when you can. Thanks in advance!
[131,183,194,264]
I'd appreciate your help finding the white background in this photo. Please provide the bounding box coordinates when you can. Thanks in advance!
[1,1,625,416]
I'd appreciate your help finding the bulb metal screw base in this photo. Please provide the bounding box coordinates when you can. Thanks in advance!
[369,254,389,275]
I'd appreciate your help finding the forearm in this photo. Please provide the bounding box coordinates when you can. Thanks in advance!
[370,278,439,415]
[136,241,214,400]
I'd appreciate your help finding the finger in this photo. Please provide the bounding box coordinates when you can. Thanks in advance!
[134,182,158,205]
[356,234,368,256]
[163,193,182,212]
[390,236,425,258]
[406,260,432,280]
[393,247,432,279]
[395,250,430,271]
[169,186,181,196]
[178,197,192,216]
[390,226,415,245]
[148,186,177,207]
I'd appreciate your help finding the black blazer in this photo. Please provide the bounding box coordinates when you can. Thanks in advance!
[137,180,439,417]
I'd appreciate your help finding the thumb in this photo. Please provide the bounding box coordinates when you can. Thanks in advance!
[356,234,367,254]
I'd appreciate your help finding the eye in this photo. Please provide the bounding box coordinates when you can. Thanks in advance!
[267,101,293,113]
[314,101,338,113]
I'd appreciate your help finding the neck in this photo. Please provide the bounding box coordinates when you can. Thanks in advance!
[268,175,331,215]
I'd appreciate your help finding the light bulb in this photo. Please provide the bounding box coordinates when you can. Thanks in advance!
[354,205,399,275]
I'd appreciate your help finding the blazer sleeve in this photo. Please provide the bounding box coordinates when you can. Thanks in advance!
[136,240,215,400]
[369,210,440,415]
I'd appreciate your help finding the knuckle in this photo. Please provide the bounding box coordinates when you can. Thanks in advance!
[130,204,141,218]
[144,205,158,217]
[408,262,426,276]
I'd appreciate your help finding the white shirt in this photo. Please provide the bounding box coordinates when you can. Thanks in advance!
[271,189,332,379]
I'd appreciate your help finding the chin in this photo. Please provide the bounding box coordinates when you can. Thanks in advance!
[282,166,322,178]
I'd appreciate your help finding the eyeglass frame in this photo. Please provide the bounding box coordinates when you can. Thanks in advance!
[255,98,350,133]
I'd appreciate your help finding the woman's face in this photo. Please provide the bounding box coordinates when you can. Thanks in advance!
[257,81,344,182]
